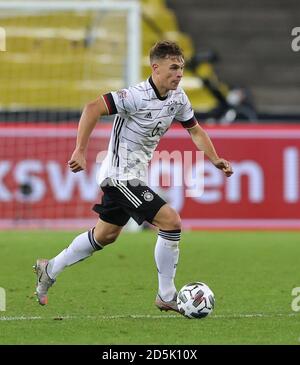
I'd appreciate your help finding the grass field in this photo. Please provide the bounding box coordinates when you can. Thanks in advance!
[0,230,299,345]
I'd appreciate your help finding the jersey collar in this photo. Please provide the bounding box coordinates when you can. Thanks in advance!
[149,76,168,101]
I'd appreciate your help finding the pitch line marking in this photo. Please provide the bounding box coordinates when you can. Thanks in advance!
[0,313,297,321]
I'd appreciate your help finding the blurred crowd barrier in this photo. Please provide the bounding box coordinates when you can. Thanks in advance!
[0,123,299,230]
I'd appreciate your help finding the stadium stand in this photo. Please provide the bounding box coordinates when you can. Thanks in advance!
[0,6,128,117]
[0,0,231,121]
[166,0,300,118]
[1,0,298,121]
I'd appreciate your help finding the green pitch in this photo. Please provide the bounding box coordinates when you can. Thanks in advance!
[0,230,299,344]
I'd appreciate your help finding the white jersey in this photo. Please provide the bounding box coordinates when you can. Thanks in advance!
[97,77,196,185]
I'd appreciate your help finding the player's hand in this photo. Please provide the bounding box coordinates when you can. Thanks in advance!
[68,149,86,173]
[213,158,233,177]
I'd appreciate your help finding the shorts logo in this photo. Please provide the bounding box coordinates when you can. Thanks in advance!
[141,190,154,202]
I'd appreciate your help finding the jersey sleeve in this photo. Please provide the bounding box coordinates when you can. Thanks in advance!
[178,116,198,129]
[175,90,198,129]
[175,89,197,129]
[103,87,142,116]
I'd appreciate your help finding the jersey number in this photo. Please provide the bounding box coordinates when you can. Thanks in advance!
[151,121,162,137]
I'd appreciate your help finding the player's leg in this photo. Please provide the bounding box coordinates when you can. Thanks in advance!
[105,179,181,312]
[47,219,123,278]
[34,219,123,305]
[151,204,182,312]
[90,179,180,312]
[34,186,131,306]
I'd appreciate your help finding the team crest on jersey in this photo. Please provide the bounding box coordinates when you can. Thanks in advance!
[168,105,176,114]
[116,89,127,100]
[141,190,154,202]
[167,100,178,115]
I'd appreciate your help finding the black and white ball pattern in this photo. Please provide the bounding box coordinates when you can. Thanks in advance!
[177,282,215,319]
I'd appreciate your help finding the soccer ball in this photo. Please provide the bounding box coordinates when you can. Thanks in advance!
[177,282,215,319]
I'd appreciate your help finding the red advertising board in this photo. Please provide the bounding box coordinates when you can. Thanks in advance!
[0,123,300,229]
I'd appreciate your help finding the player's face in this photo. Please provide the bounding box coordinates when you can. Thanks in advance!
[153,56,184,92]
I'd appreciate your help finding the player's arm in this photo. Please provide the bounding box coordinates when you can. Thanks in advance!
[68,96,108,173]
[187,123,233,177]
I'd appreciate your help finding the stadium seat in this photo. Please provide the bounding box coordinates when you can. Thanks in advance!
[0,1,218,113]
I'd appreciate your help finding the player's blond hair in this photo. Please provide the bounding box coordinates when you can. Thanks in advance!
[150,40,184,64]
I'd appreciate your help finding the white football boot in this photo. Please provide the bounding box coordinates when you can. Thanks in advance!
[155,293,179,313]
[33,259,55,305]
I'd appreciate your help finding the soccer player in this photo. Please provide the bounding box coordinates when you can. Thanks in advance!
[34,41,233,311]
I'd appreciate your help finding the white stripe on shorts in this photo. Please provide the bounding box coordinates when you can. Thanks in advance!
[111,179,142,208]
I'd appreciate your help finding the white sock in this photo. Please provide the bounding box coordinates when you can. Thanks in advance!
[154,229,181,301]
[47,228,102,279]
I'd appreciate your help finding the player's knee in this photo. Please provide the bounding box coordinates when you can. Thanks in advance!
[94,220,122,246]
[99,231,119,245]
[161,212,182,231]
[171,215,182,231]
[166,208,182,230]
[153,205,182,231]
[94,230,120,246]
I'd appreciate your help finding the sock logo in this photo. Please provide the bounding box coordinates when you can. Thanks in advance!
[141,190,154,202]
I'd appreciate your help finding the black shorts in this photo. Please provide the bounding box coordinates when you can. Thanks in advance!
[93,178,166,226]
